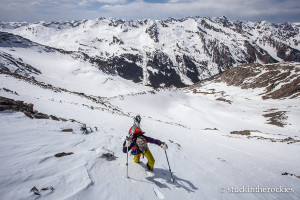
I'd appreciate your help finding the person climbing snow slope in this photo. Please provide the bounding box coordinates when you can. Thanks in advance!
[123,115,168,171]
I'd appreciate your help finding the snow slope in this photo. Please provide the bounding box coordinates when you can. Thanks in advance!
[1,60,300,200]
[0,46,151,98]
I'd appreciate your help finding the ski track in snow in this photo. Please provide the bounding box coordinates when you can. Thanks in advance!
[153,187,165,199]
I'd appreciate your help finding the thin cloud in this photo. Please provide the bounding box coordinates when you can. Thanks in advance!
[95,0,127,3]
[79,0,127,6]
[99,0,300,22]
[0,0,299,22]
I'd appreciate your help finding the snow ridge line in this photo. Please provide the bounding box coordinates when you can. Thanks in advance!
[0,70,128,116]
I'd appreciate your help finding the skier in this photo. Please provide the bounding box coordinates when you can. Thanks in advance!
[123,115,168,171]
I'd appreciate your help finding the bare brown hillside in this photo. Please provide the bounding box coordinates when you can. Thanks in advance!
[215,62,300,99]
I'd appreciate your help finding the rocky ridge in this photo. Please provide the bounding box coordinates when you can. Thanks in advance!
[214,62,300,99]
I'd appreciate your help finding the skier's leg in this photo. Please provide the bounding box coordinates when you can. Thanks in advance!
[144,148,155,170]
[133,154,141,163]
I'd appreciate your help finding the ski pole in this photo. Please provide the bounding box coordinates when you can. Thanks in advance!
[126,117,139,179]
[126,145,129,178]
[126,137,129,178]
[164,150,175,183]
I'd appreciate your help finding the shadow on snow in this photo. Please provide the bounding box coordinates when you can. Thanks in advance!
[130,162,198,193]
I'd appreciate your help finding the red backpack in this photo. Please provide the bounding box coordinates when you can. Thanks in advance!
[129,127,147,154]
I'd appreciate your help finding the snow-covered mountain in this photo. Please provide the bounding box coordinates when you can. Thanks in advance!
[1,16,300,87]
[0,32,151,97]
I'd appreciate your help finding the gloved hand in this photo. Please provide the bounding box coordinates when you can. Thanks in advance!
[160,142,168,150]
[124,139,131,147]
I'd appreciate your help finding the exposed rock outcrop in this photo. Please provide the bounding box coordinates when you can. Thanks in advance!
[215,63,300,99]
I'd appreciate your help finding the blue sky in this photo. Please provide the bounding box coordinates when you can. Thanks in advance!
[0,0,299,23]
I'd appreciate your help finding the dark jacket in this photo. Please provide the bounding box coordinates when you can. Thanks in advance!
[123,135,162,154]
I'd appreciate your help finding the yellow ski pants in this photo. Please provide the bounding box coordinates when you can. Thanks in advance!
[133,148,155,170]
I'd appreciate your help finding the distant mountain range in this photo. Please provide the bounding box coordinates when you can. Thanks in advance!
[1,16,300,87]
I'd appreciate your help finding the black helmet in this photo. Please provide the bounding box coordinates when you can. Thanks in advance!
[135,115,141,124]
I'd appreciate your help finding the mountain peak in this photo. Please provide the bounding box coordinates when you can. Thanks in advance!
[0,17,299,88]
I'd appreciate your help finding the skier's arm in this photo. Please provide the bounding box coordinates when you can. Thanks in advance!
[144,136,163,146]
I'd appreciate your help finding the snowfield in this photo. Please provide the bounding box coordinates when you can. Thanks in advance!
[0,47,150,97]
[0,46,300,199]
